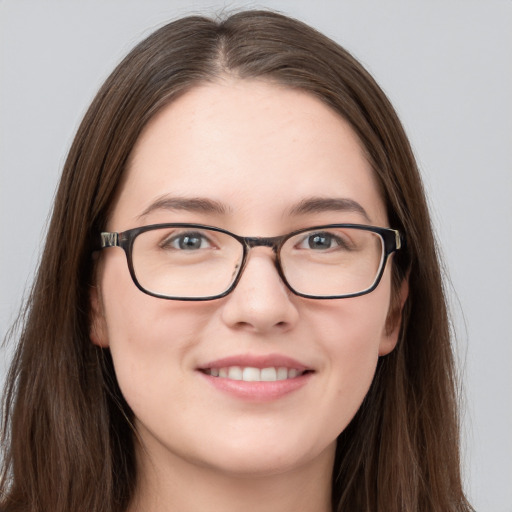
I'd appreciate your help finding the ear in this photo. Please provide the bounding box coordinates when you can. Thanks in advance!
[89,282,109,348]
[379,276,409,356]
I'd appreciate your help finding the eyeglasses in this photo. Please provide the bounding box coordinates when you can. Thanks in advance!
[99,223,402,301]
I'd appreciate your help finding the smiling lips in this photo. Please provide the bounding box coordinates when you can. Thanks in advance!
[203,366,305,382]
[198,354,313,400]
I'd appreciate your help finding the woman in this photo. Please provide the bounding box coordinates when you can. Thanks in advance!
[0,10,473,512]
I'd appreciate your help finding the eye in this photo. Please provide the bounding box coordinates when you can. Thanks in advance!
[162,231,213,251]
[296,231,349,251]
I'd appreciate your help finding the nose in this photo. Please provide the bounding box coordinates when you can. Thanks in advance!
[220,249,300,334]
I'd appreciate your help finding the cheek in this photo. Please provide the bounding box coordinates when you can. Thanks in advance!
[104,299,204,376]
[99,254,211,408]
[311,279,390,358]
[308,282,391,421]
[103,297,222,453]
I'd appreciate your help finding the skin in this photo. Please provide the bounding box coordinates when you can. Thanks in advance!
[91,79,406,512]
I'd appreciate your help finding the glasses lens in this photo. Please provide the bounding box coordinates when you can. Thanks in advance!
[280,227,384,297]
[132,227,243,298]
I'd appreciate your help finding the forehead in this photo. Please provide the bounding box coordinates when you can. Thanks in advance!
[111,79,387,231]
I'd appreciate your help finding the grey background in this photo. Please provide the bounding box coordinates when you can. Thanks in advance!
[1,1,511,510]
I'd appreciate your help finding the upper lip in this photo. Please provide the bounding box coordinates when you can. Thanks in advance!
[197,353,312,372]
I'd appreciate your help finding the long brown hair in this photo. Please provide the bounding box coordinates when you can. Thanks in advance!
[1,10,473,512]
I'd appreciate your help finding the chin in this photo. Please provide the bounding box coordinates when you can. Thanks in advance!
[198,449,320,478]
[189,431,337,478]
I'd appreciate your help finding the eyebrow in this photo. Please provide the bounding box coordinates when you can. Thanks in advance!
[138,195,371,222]
[138,196,230,219]
[287,197,371,222]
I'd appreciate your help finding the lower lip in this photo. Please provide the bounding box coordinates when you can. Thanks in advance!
[198,371,313,401]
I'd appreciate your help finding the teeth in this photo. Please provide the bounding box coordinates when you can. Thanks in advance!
[276,367,288,380]
[243,367,260,381]
[228,366,242,380]
[205,366,304,381]
[260,367,277,381]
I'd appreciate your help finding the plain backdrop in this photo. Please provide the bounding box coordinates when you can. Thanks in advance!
[1,1,511,510]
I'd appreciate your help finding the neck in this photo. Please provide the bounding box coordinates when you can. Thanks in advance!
[127,438,334,512]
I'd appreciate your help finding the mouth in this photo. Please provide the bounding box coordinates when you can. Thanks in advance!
[196,354,314,399]
[200,366,311,382]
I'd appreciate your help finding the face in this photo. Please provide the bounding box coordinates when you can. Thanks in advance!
[91,79,403,479]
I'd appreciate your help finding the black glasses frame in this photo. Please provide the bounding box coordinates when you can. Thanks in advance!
[100,223,403,301]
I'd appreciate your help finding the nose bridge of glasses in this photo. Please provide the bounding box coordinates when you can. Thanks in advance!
[237,236,285,289]
[243,236,281,253]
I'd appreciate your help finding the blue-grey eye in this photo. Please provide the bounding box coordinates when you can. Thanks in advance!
[165,232,211,250]
[307,233,334,250]
[295,231,350,251]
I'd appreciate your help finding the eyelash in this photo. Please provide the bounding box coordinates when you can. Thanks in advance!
[161,231,214,250]
[295,231,351,251]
